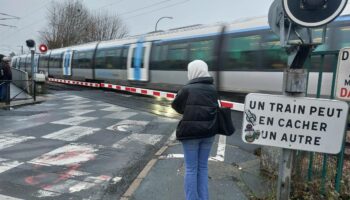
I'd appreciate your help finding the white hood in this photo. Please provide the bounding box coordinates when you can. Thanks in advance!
[187,60,211,80]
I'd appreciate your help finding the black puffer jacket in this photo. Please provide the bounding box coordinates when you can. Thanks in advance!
[172,77,218,140]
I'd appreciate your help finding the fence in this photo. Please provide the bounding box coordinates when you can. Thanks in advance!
[293,50,349,198]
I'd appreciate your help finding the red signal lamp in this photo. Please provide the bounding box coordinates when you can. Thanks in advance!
[39,44,48,53]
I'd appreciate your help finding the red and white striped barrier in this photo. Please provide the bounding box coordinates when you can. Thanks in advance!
[48,78,244,111]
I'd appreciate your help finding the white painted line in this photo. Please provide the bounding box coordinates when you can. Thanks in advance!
[15,113,49,122]
[209,135,226,162]
[29,143,98,166]
[100,106,127,112]
[111,176,122,184]
[106,120,149,132]
[40,175,111,194]
[0,194,24,200]
[40,103,58,107]
[64,100,91,105]
[42,126,100,141]
[67,110,95,116]
[51,116,97,126]
[159,154,184,159]
[34,190,61,198]
[0,134,35,151]
[112,133,163,149]
[103,112,138,120]
[60,104,92,110]
[0,158,23,174]
[69,175,112,193]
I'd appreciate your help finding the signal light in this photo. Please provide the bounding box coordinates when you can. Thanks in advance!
[39,44,48,53]
[26,39,35,48]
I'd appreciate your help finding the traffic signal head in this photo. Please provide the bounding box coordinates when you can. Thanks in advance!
[39,44,48,53]
[26,39,35,48]
[283,0,348,27]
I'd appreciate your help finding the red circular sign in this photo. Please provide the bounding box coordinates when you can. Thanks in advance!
[39,44,48,53]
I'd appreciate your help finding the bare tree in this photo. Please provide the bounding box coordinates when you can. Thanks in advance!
[39,0,129,49]
[86,12,128,42]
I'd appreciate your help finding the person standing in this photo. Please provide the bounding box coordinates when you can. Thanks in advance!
[0,57,12,104]
[172,60,218,200]
[0,54,5,102]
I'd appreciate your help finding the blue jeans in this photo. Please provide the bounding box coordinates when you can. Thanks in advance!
[181,136,215,200]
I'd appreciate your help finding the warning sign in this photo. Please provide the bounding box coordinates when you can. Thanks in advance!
[242,93,349,154]
[335,48,350,100]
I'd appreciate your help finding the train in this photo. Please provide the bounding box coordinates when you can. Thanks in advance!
[10,15,350,99]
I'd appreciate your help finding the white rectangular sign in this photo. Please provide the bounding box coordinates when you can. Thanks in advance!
[242,93,349,154]
[335,48,350,100]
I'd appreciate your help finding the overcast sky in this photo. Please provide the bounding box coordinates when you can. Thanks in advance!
[1,0,350,55]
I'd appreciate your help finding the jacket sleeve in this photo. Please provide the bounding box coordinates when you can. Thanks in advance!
[171,87,188,114]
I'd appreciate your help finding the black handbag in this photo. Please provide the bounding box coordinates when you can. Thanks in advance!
[217,100,235,136]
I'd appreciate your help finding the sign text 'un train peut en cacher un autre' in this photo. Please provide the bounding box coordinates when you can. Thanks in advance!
[242,93,349,154]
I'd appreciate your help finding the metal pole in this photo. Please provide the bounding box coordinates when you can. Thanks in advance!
[155,16,173,32]
[277,67,308,200]
[30,49,36,101]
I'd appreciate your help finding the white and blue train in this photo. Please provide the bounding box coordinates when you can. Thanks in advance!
[10,15,350,99]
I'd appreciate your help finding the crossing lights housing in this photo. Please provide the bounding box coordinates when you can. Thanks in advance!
[39,44,48,53]
[283,0,348,28]
[26,39,35,48]
[268,0,347,68]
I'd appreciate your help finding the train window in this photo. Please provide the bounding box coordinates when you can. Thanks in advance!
[39,55,49,70]
[49,54,60,68]
[96,47,124,69]
[224,35,261,70]
[19,57,25,70]
[25,56,31,69]
[76,50,94,68]
[166,42,189,70]
[121,47,128,69]
[334,26,350,50]
[150,44,168,70]
[106,48,122,69]
[95,49,105,69]
[189,40,214,70]
[259,32,287,71]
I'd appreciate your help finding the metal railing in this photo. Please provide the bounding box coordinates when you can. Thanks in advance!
[11,67,29,93]
[292,50,349,198]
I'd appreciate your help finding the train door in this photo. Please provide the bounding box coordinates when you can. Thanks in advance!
[127,39,151,81]
[62,50,73,76]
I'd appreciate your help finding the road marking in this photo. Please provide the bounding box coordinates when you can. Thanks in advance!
[60,104,92,110]
[106,120,149,132]
[0,133,35,151]
[68,175,111,193]
[0,158,22,174]
[29,143,98,166]
[112,133,163,149]
[42,126,100,141]
[51,116,97,126]
[101,106,127,112]
[209,135,226,162]
[67,109,95,116]
[0,194,24,200]
[34,190,61,198]
[104,112,138,119]
[64,100,91,105]
[15,113,49,122]
[159,154,184,159]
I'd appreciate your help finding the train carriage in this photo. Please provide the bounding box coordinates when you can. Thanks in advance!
[11,15,350,99]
